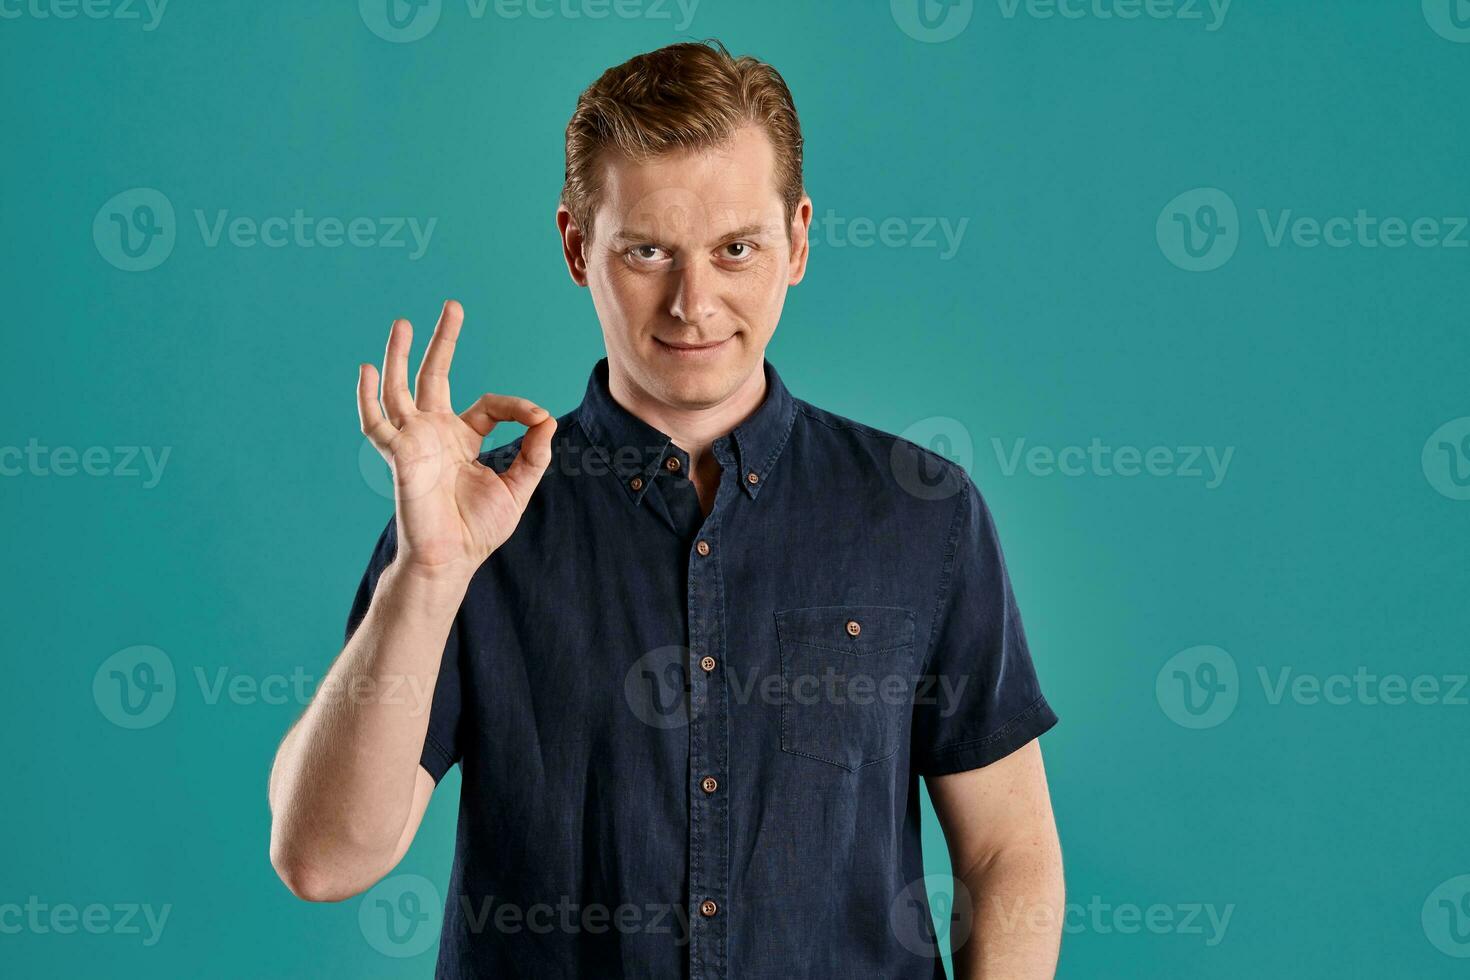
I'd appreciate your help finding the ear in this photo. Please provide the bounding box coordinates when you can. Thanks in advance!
[787,195,813,287]
[556,205,589,287]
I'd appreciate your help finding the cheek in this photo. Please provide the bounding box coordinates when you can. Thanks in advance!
[590,260,652,314]
[730,261,788,312]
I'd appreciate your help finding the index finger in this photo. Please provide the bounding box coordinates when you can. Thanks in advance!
[414,299,464,412]
[459,392,547,437]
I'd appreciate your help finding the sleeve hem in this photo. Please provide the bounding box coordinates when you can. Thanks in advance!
[914,696,1059,776]
[420,731,456,784]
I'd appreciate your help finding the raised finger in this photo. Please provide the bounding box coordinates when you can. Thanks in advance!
[414,299,463,412]
[356,363,397,453]
[381,318,416,424]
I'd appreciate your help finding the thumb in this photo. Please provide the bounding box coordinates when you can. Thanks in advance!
[500,412,557,510]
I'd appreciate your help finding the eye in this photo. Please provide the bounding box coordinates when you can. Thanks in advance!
[722,241,756,262]
[626,244,669,265]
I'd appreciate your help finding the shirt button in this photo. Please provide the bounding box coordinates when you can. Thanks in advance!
[695,539,711,556]
[629,476,644,491]
[701,776,718,794]
[699,899,718,918]
[746,471,760,485]
[700,656,716,672]
[846,619,862,637]
[665,456,681,472]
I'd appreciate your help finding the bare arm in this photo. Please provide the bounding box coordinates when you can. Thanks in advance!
[267,300,556,902]
[927,740,1064,979]
[266,564,466,901]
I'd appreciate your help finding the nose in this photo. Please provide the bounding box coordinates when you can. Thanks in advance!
[668,258,718,325]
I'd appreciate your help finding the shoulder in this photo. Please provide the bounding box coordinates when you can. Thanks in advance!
[792,398,975,508]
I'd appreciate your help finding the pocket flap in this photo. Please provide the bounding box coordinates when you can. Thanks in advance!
[774,605,916,655]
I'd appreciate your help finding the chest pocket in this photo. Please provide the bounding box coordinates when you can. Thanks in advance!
[775,604,918,772]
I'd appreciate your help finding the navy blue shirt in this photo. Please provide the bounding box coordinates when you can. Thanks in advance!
[346,357,1058,979]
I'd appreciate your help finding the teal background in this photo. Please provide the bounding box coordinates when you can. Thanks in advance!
[3,1,1469,976]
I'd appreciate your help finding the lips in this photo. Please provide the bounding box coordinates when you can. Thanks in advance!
[656,336,729,351]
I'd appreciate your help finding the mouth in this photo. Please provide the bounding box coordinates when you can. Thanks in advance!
[654,335,733,357]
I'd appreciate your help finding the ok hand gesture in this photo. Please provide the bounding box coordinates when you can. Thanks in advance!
[357,300,557,580]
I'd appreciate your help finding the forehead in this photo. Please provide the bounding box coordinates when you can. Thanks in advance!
[594,124,784,242]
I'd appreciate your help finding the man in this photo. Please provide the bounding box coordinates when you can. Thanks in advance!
[268,39,1063,978]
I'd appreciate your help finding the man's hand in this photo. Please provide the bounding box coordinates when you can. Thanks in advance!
[357,299,557,580]
[269,300,557,903]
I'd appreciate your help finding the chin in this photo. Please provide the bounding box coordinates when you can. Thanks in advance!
[654,366,731,407]
[640,359,731,405]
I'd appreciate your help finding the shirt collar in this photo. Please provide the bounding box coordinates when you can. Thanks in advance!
[575,356,797,506]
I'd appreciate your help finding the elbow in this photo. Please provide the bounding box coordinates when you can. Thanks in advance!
[270,838,372,904]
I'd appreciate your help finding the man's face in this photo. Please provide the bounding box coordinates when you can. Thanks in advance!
[559,124,811,410]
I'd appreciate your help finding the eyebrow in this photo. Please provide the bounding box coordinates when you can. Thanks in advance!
[608,223,779,246]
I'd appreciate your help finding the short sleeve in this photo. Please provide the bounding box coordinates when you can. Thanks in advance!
[344,517,464,784]
[911,475,1058,776]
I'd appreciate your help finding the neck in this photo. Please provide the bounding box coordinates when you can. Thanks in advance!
[606,361,768,465]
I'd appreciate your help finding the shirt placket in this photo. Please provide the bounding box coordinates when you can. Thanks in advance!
[686,436,737,980]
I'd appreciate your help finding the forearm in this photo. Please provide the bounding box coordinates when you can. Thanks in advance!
[268,560,466,891]
[955,835,1064,979]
